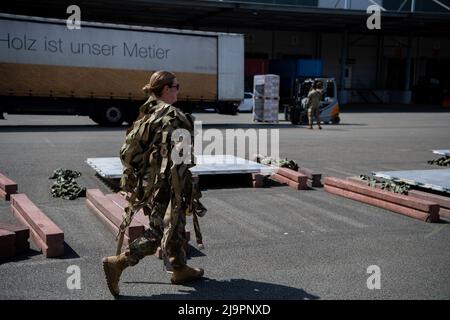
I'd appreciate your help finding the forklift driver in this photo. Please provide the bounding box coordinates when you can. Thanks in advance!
[307,80,324,130]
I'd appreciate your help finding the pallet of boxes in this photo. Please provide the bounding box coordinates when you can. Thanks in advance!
[253,74,279,123]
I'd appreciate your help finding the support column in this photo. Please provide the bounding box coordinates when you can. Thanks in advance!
[376,35,384,88]
[403,32,413,104]
[411,0,416,12]
[314,32,322,59]
[339,28,348,103]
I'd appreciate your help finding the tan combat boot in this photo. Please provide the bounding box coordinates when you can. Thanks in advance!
[170,265,204,284]
[102,251,132,297]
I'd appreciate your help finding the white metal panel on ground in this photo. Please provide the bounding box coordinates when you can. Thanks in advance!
[218,34,244,101]
[86,155,275,179]
[432,150,450,156]
[373,169,450,193]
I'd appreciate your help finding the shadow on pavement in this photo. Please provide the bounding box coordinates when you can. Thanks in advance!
[57,242,81,260]
[0,242,79,264]
[117,277,320,300]
[0,248,41,265]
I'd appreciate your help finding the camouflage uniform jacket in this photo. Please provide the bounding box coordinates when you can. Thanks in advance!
[119,96,205,250]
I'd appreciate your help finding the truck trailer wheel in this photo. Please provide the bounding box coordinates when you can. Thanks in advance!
[289,108,301,125]
[284,105,291,121]
[216,103,238,115]
[91,106,124,126]
[331,116,340,124]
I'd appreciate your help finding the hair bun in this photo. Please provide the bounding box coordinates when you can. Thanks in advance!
[142,83,152,93]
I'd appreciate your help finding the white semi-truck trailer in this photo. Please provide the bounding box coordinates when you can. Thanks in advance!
[0,14,244,125]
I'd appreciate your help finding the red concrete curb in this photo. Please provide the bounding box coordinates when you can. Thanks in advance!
[10,194,64,257]
[86,199,130,245]
[439,207,450,221]
[0,228,16,258]
[408,190,450,209]
[106,193,149,228]
[271,173,305,190]
[250,173,265,188]
[86,189,144,241]
[325,177,439,216]
[276,168,308,184]
[325,185,437,222]
[0,173,18,201]
[0,223,30,254]
[298,168,322,187]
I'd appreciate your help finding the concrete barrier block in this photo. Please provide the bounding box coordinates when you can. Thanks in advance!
[324,184,438,222]
[250,173,265,188]
[271,173,305,190]
[439,207,450,221]
[86,189,144,241]
[0,173,18,201]
[298,168,322,187]
[408,190,450,210]
[10,194,64,257]
[106,193,148,228]
[86,199,130,245]
[325,177,439,217]
[276,168,308,184]
[0,223,30,254]
[0,229,16,258]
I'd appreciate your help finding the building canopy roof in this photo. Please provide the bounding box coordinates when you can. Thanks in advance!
[1,0,450,36]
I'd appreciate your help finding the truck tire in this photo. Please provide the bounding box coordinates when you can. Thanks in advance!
[91,106,124,126]
[284,105,290,121]
[300,112,308,125]
[331,116,340,124]
[124,108,139,125]
[216,103,238,115]
[290,108,300,125]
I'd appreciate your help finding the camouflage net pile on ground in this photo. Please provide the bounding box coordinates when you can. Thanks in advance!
[359,174,410,195]
[427,156,450,167]
[255,155,299,171]
[49,168,86,200]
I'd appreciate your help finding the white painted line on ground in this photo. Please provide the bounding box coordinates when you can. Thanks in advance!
[324,167,357,177]
[264,193,329,232]
[424,224,447,239]
[44,138,56,147]
[277,193,368,229]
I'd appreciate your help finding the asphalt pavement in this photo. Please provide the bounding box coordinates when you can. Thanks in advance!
[0,106,449,300]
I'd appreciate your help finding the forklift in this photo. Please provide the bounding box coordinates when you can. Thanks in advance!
[284,77,340,125]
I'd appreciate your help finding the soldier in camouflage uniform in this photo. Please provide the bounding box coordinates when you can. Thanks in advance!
[102,71,206,297]
[307,80,324,130]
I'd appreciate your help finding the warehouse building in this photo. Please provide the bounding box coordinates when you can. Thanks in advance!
[2,0,450,105]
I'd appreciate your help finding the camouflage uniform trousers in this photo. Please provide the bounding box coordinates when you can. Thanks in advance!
[126,186,188,269]
[308,105,321,126]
